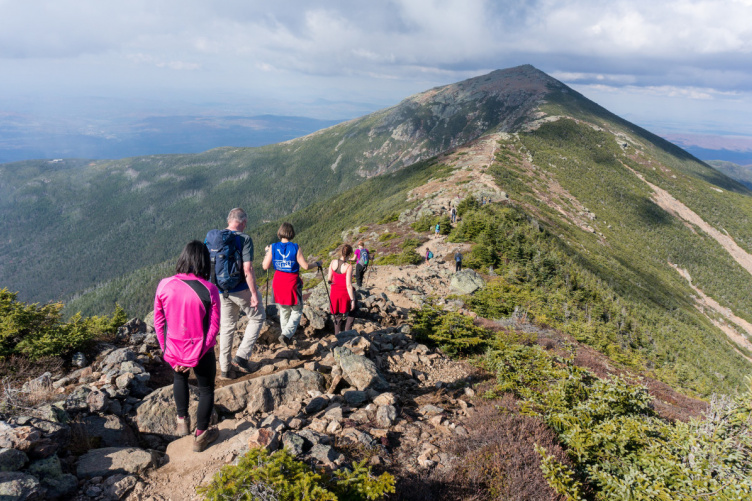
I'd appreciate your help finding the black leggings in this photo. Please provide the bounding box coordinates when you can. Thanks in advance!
[173,350,216,431]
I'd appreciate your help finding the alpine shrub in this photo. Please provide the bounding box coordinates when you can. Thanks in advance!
[198,448,395,500]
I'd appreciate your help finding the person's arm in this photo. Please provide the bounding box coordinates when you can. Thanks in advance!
[327,260,335,282]
[206,283,221,348]
[262,245,272,270]
[345,264,355,305]
[153,283,166,353]
[296,246,321,271]
[244,261,259,307]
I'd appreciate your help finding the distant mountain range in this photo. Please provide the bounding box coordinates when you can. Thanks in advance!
[0,114,342,163]
[5,65,752,397]
[706,160,752,189]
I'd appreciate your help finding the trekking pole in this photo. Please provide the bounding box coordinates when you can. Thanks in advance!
[264,269,270,311]
[362,252,375,288]
[317,264,332,310]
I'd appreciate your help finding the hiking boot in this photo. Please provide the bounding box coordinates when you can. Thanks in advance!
[192,427,219,452]
[176,416,190,437]
[232,356,254,374]
[219,369,237,381]
[278,335,292,347]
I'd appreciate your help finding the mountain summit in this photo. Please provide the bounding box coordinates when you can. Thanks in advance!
[0,65,577,305]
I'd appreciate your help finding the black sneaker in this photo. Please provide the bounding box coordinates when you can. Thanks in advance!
[219,369,237,381]
[278,335,292,347]
[232,356,254,374]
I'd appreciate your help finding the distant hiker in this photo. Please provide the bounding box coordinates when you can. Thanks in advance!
[205,208,264,380]
[154,241,220,452]
[454,249,463,272]
[351,241,370,288]
[328,244,356,335]
[435,223,440,237]
[450,206,457,224]
[425,248,433,264]
[262,222,321,346]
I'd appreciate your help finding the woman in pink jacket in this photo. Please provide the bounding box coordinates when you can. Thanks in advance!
[154,240,221,452]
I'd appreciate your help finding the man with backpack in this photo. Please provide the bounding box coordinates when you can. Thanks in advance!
[204,208,265,380]
[352,241,370,288]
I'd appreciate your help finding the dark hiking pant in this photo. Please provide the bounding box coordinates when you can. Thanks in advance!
[456,260,462,272]
[355,264,367,287]
[334,312,355,335]
[173,350,216,431]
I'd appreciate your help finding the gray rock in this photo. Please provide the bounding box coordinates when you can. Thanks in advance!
[64,386,92,413]
[28,456,77,499]
[419,404,445,416]
[308,444,343,465]
[375,405,398,428]
[333,347,389,391]
[302,305,327,331]
[21,373,52,394]
[259,417,286,433]
[340,428,375,448]
[281,432,306,456]
[0,471,45,500]
[144,311,155,330]
[135,385,217,439]
[102,348,137,370]
[79,415,137,448]
[76,447,154,479]
[214,369,325,414]
[343,390,368,407]
[450,269,485,294]
[297,429,331,450]
[0,448,27,472]
[304,396,329,415]
[86,390,110,413]
[120,361,144,375]
[103,474,137,499]
[72,352,88,368]
[32,404,69,425]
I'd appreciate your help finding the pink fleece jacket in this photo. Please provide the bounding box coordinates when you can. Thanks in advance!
[153,273,220,368]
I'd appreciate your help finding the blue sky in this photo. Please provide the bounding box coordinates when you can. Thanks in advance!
[2,0,752,152]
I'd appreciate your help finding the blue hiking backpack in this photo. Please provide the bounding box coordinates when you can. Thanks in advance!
[204,229,244,296]
[358,248,369,266]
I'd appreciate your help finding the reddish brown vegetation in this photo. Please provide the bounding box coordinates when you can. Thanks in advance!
[390,396,568,501]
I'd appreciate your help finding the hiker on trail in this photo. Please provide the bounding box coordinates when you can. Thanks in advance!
[205,208,264,380]
[153,241,220,452]
[425,247,433,265]
[454,249,463,272]
[450,206,457,224]
[434,223,440,237]
[351,241,370,288]
[262,222,321,346]
[328,244,356,335]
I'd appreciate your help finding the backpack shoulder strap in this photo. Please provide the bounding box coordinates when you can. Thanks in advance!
[180,279,212,349]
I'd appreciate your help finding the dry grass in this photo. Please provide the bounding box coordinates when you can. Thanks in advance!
[389,395,569,501]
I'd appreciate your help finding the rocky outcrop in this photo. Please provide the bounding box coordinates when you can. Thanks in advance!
[450,269,485,294]
[76,447,155,479]
[333,347,389,391]
[214,369,325,414]
[135,385,217,439]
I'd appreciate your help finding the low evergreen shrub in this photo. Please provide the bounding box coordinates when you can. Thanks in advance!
[198,448,395,500]
[0,289,126,360]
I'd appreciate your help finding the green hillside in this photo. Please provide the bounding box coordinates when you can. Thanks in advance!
[1,65,555,306]
[707,159,752,190]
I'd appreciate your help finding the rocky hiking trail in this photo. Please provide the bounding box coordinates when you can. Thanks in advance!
[0,135,709,500]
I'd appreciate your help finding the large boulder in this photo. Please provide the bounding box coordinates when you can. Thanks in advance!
[0,448,27,472]
[333,347,389,391]
[28,455,78,499]
[76,447,154,479]
[450,269,485,294]
[134,386,218,439]
[77,415,137,448]
[214,369,325,414]
[0,472,45,500]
